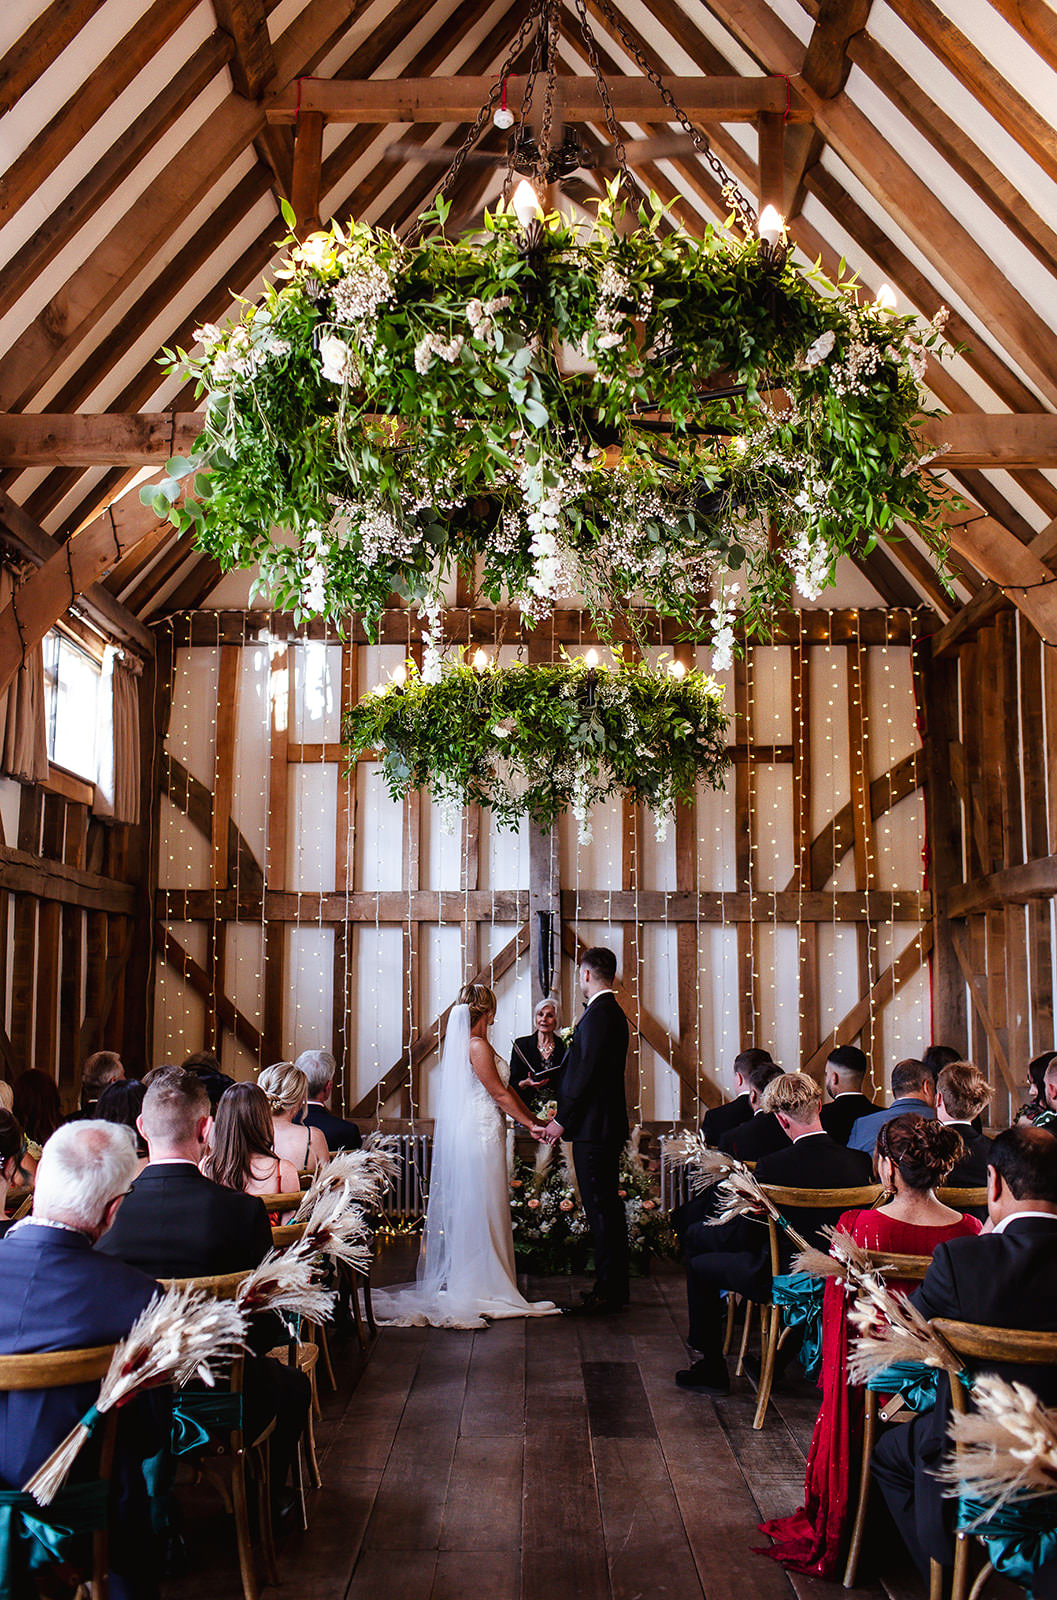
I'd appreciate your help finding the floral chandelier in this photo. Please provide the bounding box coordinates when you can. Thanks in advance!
[150,0,953,667]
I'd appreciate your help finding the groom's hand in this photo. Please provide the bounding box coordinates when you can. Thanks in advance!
[542,1118,563,1145]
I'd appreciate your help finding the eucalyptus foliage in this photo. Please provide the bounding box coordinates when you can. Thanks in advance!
[152,186,953,652]
[344,652,729,833]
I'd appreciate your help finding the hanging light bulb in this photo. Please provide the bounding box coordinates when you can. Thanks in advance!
[875,283,897,312]
[668,659,687,679]
[472,647,490,672]
[391,662,407,687]
[758,204,785,249]
[511,178,542,229]
[584,648,599,669]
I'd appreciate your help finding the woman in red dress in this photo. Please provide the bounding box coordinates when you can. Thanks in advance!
[758,1113,982,1579]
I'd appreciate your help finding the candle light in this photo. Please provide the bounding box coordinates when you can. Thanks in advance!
[875,283,897,311]
[472,648,490,672]
[391,662,407,687]
[511,179,542,230]
[668,659,686,680]
[758,204,785,250]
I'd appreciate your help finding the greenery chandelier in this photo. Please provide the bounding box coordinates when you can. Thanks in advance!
[150,0,953,666]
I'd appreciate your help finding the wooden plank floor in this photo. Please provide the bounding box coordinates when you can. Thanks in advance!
[165,1239,933,1600]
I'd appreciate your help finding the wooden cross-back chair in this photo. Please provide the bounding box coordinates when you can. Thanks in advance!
[161,1267,278,1600]
[256,1192,302,1217]
[0,1342,117,1600]
[935,1187,989,1213]
[843,1248,934,1589]
[751,1183,883,1432]
[927,1320,1057,1600]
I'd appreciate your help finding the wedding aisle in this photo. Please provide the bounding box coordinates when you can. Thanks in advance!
[166,1239,935,1600]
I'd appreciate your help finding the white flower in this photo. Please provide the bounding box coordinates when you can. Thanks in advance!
[319,333,355,385]
[295,233,335,273]
[193,322,221,349]
[302,556,327,616]
[803,329,836,368]
[597,330,623,351]
[414,338,434,374]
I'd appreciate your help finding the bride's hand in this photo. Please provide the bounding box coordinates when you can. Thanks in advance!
[529,1124,548,1140]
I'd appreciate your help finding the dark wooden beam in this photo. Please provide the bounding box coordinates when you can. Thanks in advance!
[783,0,872,216]
[0,0,101,118]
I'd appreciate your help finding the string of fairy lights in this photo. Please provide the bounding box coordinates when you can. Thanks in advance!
[151,603,934,1119]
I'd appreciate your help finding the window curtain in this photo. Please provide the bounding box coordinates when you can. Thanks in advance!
[0,567,48,784]
[92,647,141,825]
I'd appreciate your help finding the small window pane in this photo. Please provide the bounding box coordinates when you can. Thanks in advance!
[42,633,102,781]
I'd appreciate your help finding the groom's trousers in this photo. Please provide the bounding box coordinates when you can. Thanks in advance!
[573,1139,629,1306]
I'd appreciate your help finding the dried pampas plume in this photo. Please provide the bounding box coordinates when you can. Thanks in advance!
[24,1286,247,1506]
[237,1237,338,1323]
[301,1181,372,1275]
[297,1139,399,1219]
[937,1375,1057,1511]
[847,1273,962,1386]
[666,1132,739,1196]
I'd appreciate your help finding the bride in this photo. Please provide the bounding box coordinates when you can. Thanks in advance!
[372,982,559,1329]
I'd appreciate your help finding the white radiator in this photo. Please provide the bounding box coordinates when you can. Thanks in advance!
[379,1132,433,1219]
[659,1134,693,1213]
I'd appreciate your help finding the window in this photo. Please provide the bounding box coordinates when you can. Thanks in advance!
[42,631,103,782]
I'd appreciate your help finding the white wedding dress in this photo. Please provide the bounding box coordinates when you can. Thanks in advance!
[372,1004,558,1329]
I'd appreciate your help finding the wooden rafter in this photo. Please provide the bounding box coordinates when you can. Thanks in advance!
[0,0,101,118]
[211,0,295,196]
[782,0,872,217]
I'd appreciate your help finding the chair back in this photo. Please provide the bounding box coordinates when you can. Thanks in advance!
[161,1268,253,1299]
[256,1192,302,1215]
[935,1186,988,1211]
[271,1222,306,1249]
[929,1318,1057,1413]
[760,1184,883,1275]
[862,1247,931,1281]
[0,1343,116,1392]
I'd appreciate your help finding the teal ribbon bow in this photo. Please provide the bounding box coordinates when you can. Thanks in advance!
[170,1391,243,1455]
[0,1480,109,1600]
[769,1272,824,1378]
[864,1362,972,1414]
[955,1494,1057,1589]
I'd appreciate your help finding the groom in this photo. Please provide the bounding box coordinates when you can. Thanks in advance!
[543,947,630,1316]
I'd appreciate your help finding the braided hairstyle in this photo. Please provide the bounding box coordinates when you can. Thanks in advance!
[876,1112,964,1191]
[458,983,496,1026]
[258,1061,308,1118]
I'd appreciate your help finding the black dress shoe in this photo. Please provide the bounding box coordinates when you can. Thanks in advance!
[562,1297,627,1317]
[675,1359,731,1395]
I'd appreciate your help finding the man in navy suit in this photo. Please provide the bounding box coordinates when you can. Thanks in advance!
[543,948,630,1315]
[0,1120,160,1599]
[819,1044,876,1146]
[848,1057,936,1154]
[295,1049,362,1151]
[872,1125,1057,1596]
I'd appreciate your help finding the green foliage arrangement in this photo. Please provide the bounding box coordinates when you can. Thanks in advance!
[343,651,729,837]
[151,186,952,658]
[509,1140,676,1275]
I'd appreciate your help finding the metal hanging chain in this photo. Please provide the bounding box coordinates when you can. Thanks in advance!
[403,0,544,240]
[585,0,758,234]
[572,0,633,190]
[534,0,562,188]
[506,0,548,198]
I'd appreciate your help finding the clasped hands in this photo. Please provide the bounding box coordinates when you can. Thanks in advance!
[529,1119,563,1145]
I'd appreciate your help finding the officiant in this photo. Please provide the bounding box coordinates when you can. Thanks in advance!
[510,998,568,1116]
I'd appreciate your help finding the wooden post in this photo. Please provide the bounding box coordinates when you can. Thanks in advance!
[332,631,355,1113]
[527,634,560,1011]
[263,634,289,1062]
[674,640,700,1118]
[919,642,968,1053]
[791,635,820,1069]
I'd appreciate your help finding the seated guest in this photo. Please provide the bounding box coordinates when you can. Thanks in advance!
[295,1048,362,1151]
[1034,1056,1057,1132]
[0,1079,12,1112]
[819,1045,875,1145]
[0,1108,26,1235]
[96,1078,149,1170]
[934,1061,993,1188]
[511,997,568,1116]
[1016,1050,1057,1125]
[760,1115,979,1578]
[181,1048,236,1112]
[701,1047,773,1147]
[258,1061,329,1174]
[12,1068,62,1175]
[76,1048,125,1116]
[848,1057,936,1154]
[872,1125,1057,1594]
[676,1073,871,1396]
[720,1058,789,1161]
[97,1069,309,1513]
[920,1043,961,1091]
[203,1081,300,1201]
[1,1122,159,1600]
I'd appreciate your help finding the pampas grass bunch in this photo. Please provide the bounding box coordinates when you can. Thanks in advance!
[846,1272,962,1386]
[301,1181,372,1275]
[296,1138,399,1219]
[24,1286,247,1505]
[236,1238,338,1323]
[937,1375,1057,1510]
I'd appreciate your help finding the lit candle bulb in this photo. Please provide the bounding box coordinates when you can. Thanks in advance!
[584,648,599,669]
[584,648,599,707]
[875,283,897,311]
[391,662,407,687]
[668,659,687,679]
[758,204,785,249]
[511,179,542,229]
[472,647,490,672]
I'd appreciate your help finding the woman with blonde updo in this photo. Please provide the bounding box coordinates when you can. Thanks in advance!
[760,1114,981,1577]
[258,1061,329,1174]
[372,981,558,1329]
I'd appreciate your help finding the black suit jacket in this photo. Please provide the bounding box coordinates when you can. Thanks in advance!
[754,1132,874,1267]
[942,1122,992,1189]
[701,1093,753,1148]
[721,1110,790,1161]
[303,1101,362,1152]
[820,1093,876,1146]
[0,1224,158,1486]
[555,991,629,1144]
[97,1161,274,1279]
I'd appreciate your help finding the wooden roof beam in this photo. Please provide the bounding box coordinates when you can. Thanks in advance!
[0,489,154,654]
[984,0,1057,75]
[0,0,102,118]
[8,411,1057,468]
[265,74,812,123]
[933,514,1057,656]
[783,0,872,218]
[672,0,1057,409]
[211,0,295,198]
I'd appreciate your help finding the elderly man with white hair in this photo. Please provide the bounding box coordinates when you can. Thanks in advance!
[295,1047,362,1151]
[0,1120,160,1599]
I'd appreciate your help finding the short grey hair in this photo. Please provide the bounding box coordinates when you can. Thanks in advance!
[534,997,560,1026]
[33,1121,139,1231]
[295,1049,336,1100]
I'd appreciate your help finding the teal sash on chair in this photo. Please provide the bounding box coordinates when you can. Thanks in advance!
[769,1272,825,1378]
[955,1494,1057,1590]
[0,1480,109,1600]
